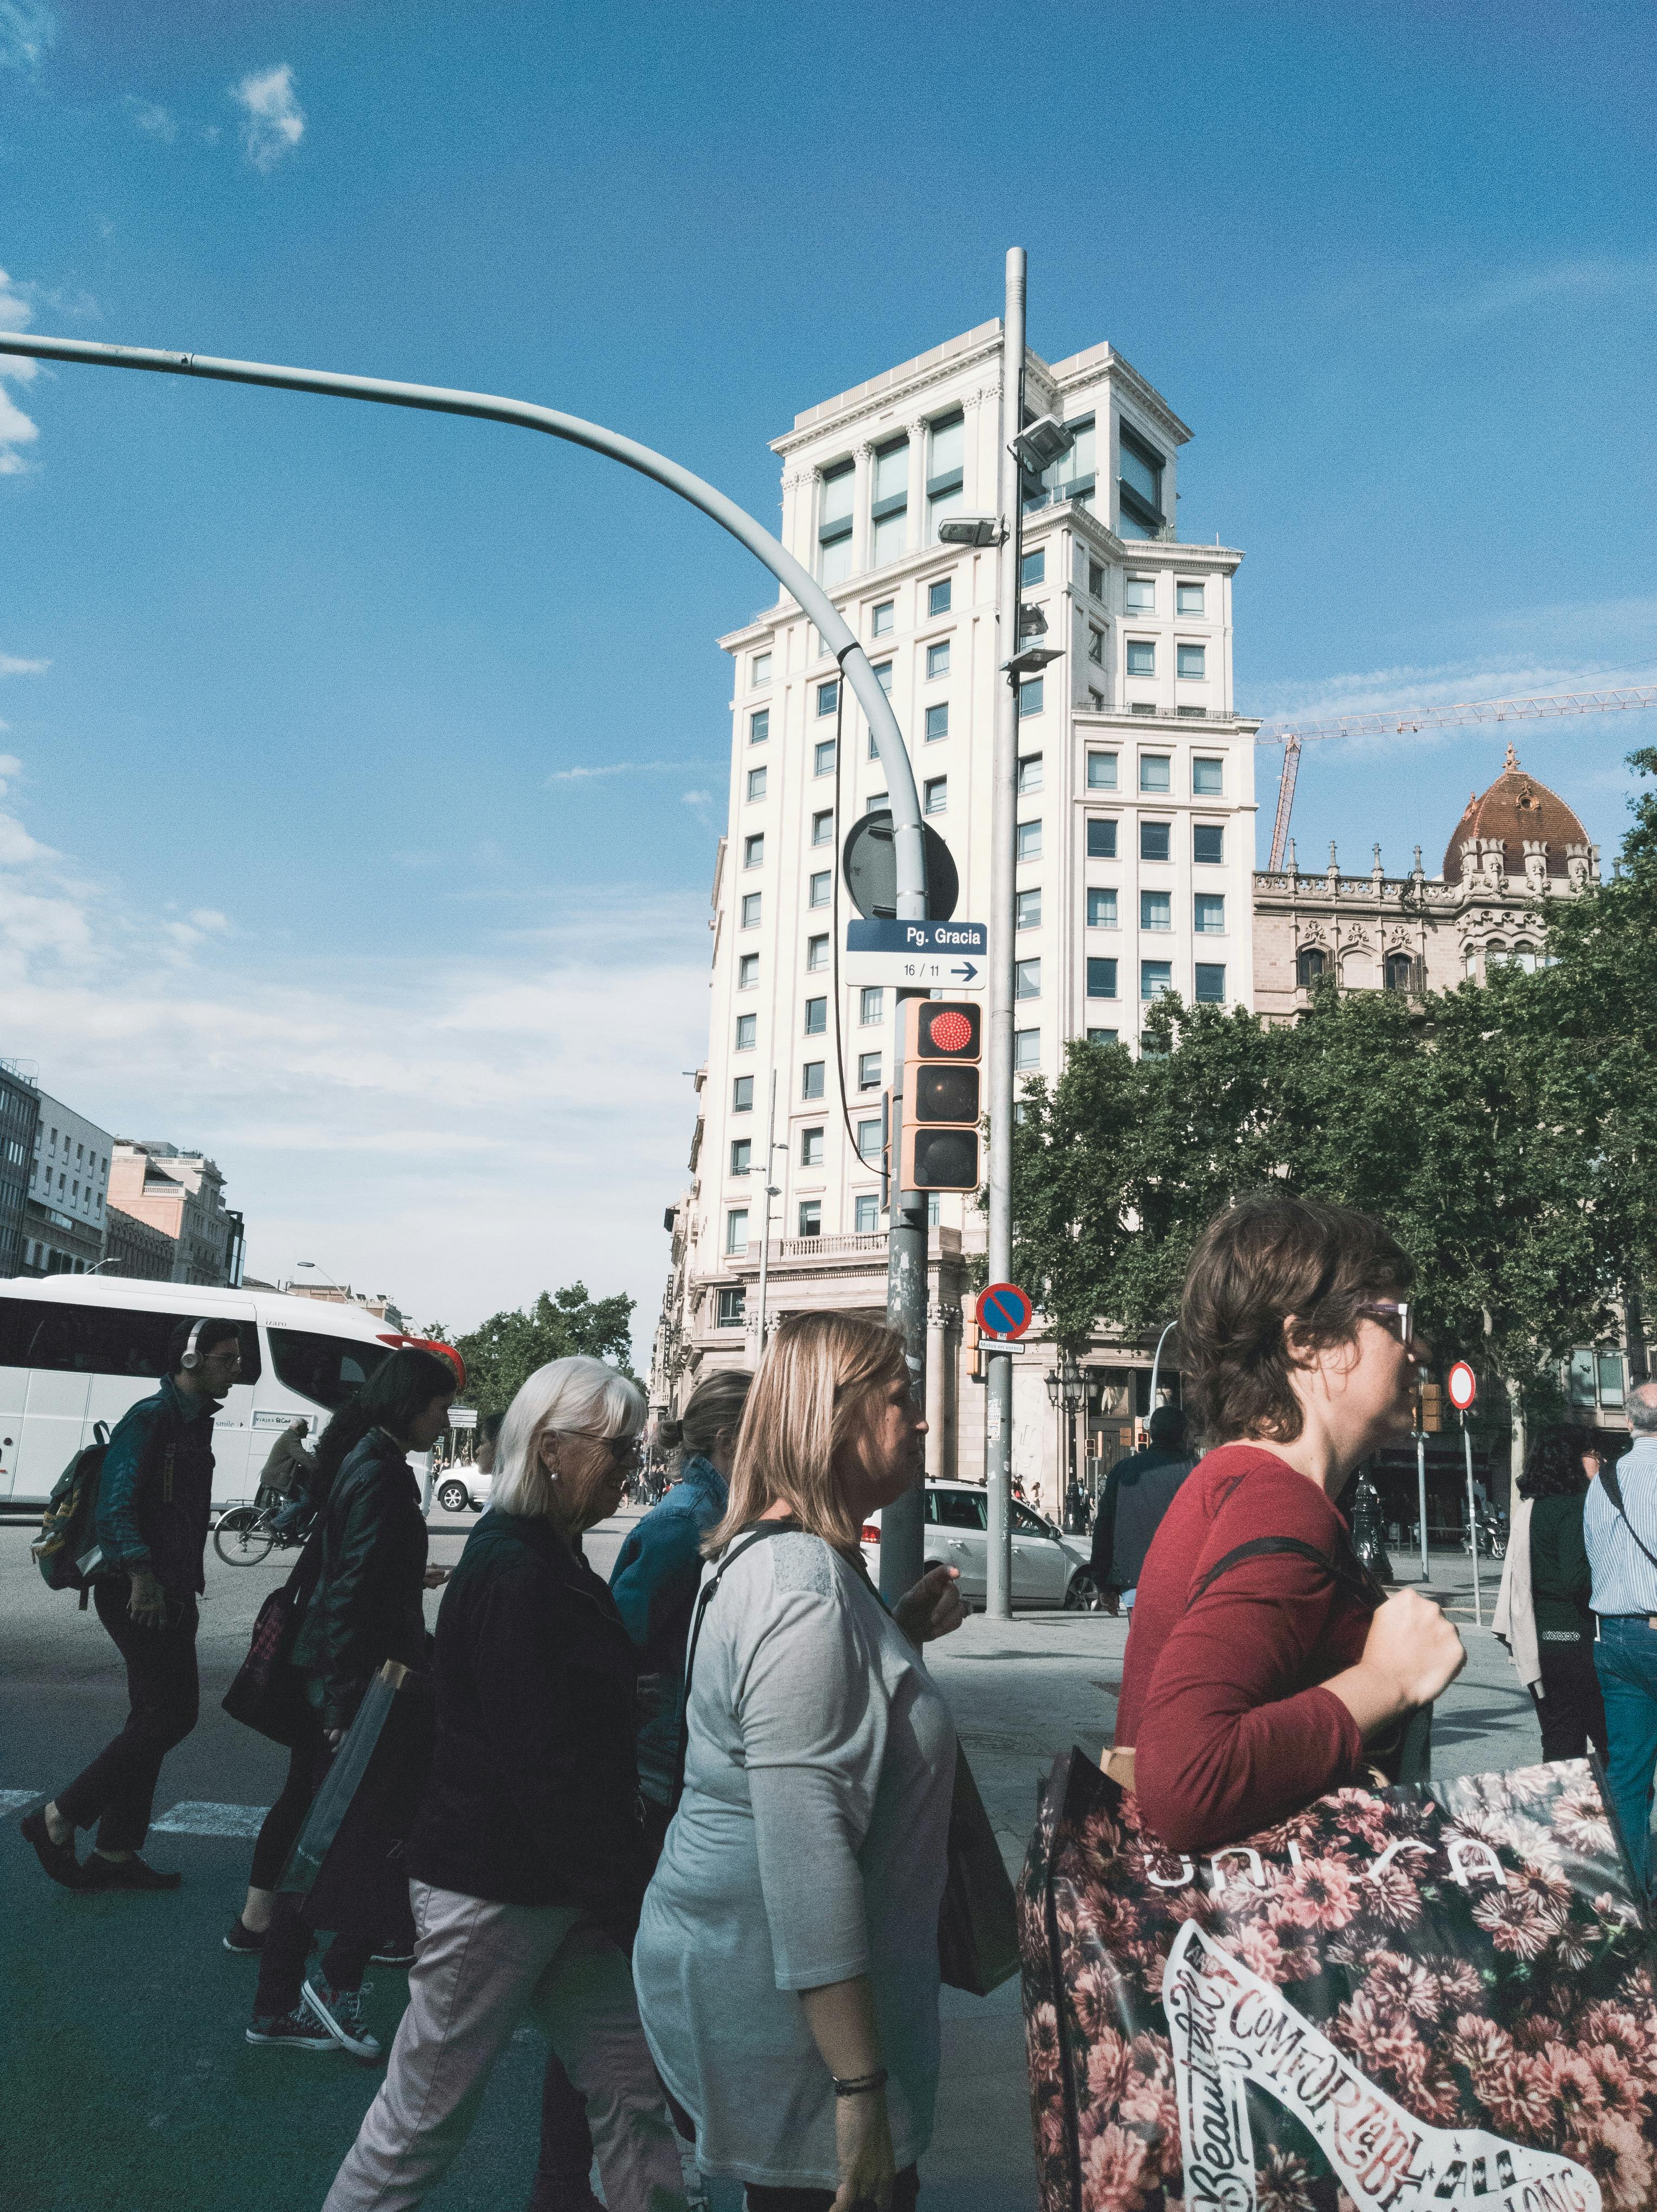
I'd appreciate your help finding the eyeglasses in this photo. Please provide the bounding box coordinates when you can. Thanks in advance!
[1359,1300,1424,1352]
[557,1430,642,1469]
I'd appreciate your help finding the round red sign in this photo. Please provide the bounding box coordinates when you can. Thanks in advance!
[1446,1361,1478,1412]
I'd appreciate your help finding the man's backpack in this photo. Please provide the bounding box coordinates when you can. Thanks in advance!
[31,1424,112,1606]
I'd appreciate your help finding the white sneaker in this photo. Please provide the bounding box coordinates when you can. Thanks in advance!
[301,1973,382,2061]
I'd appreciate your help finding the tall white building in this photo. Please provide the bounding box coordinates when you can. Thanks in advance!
[654,319,1256,1493]
[23,1092,114,1277]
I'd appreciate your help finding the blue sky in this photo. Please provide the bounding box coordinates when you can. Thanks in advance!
[2,0,1655,1340]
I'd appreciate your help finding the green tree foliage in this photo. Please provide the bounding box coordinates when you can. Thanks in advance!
[454,1283,637,1415]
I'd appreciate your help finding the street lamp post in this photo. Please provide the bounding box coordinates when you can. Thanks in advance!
[0,324,939,1593]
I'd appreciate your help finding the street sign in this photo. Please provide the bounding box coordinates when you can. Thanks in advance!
[1447,1361,1478,1412]
[977,1281,1033,1341]
[842,811,960,922]
[844,918,988,990]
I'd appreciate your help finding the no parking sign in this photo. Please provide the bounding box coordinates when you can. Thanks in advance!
[976,1282,1033,1342]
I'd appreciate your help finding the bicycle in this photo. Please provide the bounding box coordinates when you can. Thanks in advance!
[213,1493,314,1567]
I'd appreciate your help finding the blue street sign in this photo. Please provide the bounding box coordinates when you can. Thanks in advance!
[977,1281,1034,1341]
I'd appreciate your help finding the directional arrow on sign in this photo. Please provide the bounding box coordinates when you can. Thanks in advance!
[952,963,978,982]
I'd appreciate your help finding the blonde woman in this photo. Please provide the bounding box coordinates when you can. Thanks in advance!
[320,1355,686,2212]
[635,1313,965,2212]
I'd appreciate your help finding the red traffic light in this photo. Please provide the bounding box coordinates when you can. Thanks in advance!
[913,1001,981,1059]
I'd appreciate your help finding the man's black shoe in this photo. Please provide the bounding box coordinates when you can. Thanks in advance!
[224,1915,266,1954]
[81,1851,182,1892]
[20,1808,85,1890]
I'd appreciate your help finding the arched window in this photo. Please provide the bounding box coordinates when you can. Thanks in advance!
[1512,943,1537,973]
[1295,946,1326,988]
[1383,951,1414,992]
[1465,947,1479,978]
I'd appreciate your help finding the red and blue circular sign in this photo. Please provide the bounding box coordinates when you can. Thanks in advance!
[977,1282,1033,1341]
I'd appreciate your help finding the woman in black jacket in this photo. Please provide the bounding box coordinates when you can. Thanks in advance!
[319,1355,688,2212]
[245,1346,458,2061]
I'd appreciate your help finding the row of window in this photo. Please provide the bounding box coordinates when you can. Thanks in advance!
[1081,960,1228,1002]
[725,1190,903,1255]
[748,734,1227,806]
[819,414,968,584]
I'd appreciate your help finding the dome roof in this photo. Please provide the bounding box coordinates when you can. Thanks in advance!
[1440,743,1589,880]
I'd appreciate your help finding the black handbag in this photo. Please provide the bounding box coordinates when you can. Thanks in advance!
[937,1745,1019,1996]
[221,1523,325,1747]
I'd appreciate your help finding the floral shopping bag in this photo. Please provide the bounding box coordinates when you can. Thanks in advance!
[1019,1750,1657,2211]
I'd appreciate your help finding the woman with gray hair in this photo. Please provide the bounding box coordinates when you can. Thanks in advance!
[319,1355,688,2212]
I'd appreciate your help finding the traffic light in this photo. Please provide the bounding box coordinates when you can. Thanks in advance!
[897,998,981,1191]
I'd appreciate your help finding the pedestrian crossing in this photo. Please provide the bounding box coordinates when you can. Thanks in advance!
[4,1790,271,1835]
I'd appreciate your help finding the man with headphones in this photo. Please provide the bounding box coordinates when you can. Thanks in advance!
[21,1315,245,1892]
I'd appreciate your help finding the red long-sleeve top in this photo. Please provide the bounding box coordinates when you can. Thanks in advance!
[1113,1443,1373,1853]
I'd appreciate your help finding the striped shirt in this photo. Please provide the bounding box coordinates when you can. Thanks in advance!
[1585,1437,1657,1617]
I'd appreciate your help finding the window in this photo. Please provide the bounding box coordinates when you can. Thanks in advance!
[868,733,881,760]
[741,892,761,928]
[1139,754,1171,793]
[923,703,949,742]
[800,1126,825,1167]
[1087,957,1118,999]
[1013,1028,1040,1071]
[927,413,965,538]
[730,1139,752,1175]
[1019,678,1044,718]
[1177,705,1208,719]
[856,1117,882,1161]
[930,1488,988,1532]
[854,1192,880,1232]
[1118,425,1165,536]
[806,933,828,971]
[859,985,884,1024]
[1125,576,1155,612]
[871,599,894,635]
[926,640,950,680]
[1087,888,1117,928]
[1017,754,1043,794]
[1087,627,1105,665]
[1087,819,1118,860]
[872,660,892,695]
[1088,560,1106,599]
[1016,888,1042,930]
[1194,963,1226,1005]
[1177,644,1206,680]
[1384,951,1415,992]
[804,996,827,1036]
[801,1062,825,1100]
[726,1209,749,1255]
[1015,958,1041,1000]
[1192,756,1224,795]
[733,1075,754,1111]
[1177,581,1205,614]
[1017,820,1042,861]
[1126,640,1155,677]
[924,775,947,815]
[817,680,839,717]
[1194,893,1226,934]
[751,652,772,687]
[1598,1352,1627,1407]
[870,436,908,565]
[1020,548,1045,588]
[866,790,887,814]
[857,1051,882,1090]
[1131,701,1155,715]
[812,743,838,786]
[750,709,769,745]
[1,1301,256,1387]
[818,460,854,584]
[1141,960,1173,1000]
[1296,947,1326,988]
[1141,890,1172,931]
[1193,823,1225,865]
[717,1287,746,1328]
[808,871,831,906]
[738,953,759,988]
[812,807,834,845]
[735,1013,756,1050]
[1087,752,1119,791]
[1087,1027,1118,1045]
[743,833,764,869]
[747,767,767,801]
[1141,821,1171,862]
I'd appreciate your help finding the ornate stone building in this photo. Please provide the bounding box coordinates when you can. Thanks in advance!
[1253,744,1599,1023]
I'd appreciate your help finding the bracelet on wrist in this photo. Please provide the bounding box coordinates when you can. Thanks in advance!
[832,2066,888,2098]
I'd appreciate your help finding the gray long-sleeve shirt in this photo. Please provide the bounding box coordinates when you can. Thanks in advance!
[633,1529,956,2189]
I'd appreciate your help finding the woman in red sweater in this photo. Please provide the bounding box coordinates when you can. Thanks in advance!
[1114,1192,1466,1852]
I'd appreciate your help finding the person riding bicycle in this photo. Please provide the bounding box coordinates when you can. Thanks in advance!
[260,1418,320,1539]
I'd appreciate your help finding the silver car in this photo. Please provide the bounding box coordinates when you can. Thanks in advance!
[859,1481,1101,1611]
[434,1466,491,1514]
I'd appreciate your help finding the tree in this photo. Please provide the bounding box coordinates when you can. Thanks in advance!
[455,1283,637,1415]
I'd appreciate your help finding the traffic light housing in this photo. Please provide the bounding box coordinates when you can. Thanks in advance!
[897,999,981,1191]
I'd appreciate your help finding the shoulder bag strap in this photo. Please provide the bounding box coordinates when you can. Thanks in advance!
[1190,1529,1384,1610]
[1600,1465,1657,1578]
[669,1519,801,1811]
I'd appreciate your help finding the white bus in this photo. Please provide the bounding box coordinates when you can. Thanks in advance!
[0,1276,419,1508]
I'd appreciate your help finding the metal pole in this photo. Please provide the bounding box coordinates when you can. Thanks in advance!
[754,1069,776,1353]
[984,246,1026,1622]
[1464,1414,1482,1628]
[1147,1317,1177,1431]
[1416,1431,1430,1584]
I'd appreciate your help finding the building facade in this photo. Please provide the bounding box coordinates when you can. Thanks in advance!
[0,1059,42,1280]
[103,1203,178,1282]
[654,320,1254,1495]
[21,1091,113,1277]
[108,1141,240,1288]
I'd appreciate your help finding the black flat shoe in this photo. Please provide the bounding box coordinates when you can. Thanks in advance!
[20,1808,85,1889]
[81,1851,182,1891]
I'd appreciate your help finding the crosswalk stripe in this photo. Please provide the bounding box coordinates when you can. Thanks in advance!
[1,1789,43,1817]
[149,1801,271,1837]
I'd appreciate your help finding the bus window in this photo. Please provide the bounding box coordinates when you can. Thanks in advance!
[5,1303,261,1383]
[267,1328,390,1411]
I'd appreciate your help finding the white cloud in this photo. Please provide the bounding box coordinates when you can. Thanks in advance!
[0,651,49,674]
[232,63,305,171]
[0,268,41,474]
[0,752,21,796]
[680,788,714,808]
[125,96,178,143]
[547,759,713,786]
[0,2,55,72]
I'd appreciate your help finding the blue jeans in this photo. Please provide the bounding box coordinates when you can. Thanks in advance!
[1594,1617,1657,1891]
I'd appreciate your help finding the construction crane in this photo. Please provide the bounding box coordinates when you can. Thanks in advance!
[1260,683,1657,871]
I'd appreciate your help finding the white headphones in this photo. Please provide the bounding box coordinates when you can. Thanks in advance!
[179,1320,205,1372]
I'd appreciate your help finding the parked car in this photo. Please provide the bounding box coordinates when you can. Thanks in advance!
[860,1481,1101,1611]
[435,1465,491,1514]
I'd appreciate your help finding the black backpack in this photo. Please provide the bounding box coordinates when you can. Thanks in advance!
[31,1423,112,1606]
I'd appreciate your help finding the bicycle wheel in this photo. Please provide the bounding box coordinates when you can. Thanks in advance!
[214,1506,275,1565]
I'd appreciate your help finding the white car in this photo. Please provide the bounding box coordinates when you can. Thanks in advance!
[434,1467,491,1514]
[860,1481,1101,1611]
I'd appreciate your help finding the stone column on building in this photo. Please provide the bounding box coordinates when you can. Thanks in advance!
[852,442,877,578]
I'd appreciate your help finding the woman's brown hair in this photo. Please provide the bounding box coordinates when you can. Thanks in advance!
[1180,1192,1414,1444]
[657,1368,753,1464]
[705,1312,909,1554]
